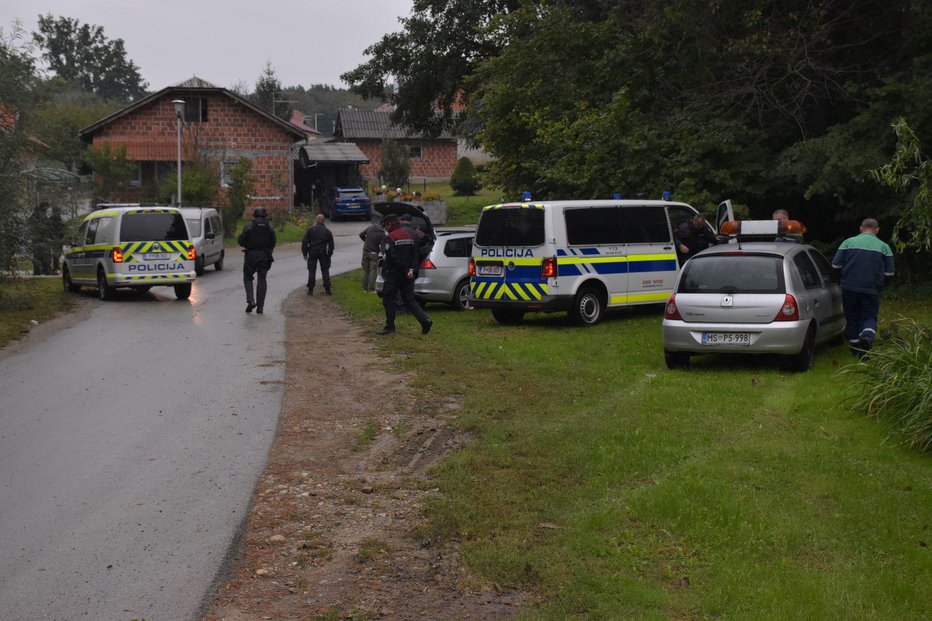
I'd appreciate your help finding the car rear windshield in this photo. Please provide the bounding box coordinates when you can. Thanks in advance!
[475,208,545,247]
[338,189,368,199]
[119,212,189,242]
[679,254,785,294]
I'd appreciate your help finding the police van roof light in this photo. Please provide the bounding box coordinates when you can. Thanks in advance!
[719,220,807,236]
[522,191,532,201]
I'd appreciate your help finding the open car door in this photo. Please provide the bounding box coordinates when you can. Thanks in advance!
[716,200,734,234]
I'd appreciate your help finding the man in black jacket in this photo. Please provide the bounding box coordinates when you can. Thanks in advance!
[379,215,432,336]
[238,207,276,314]
[301,214,335,295]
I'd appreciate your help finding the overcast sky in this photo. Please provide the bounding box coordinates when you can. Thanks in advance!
[0,0,413,91]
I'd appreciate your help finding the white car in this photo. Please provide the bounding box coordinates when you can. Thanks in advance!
[178,207,225,275]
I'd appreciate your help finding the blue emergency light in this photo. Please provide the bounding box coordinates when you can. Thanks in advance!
[662,191,672,201]
[522,191,532,201]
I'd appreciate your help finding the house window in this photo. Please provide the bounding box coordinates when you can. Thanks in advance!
[184,97,208,122]
[220,159,238,188]
[406,145,422,159]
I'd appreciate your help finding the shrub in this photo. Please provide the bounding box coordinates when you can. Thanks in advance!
[450,156,481,196]
[842,318,932,452]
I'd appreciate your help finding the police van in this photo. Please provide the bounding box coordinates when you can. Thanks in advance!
[469,200,703,325]
[62,206,196,300]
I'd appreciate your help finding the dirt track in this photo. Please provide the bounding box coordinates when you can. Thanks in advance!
[203,290,525,620]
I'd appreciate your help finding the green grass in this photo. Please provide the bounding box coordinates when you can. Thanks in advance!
[416,180,504,227]
[0,277,75,348]
[224,217,308,248]
[332,274,932,620]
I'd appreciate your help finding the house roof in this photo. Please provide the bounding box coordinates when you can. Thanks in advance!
[335,108,454,141]
[299,142,369,164]
[289,110,322,136]
[79,76,306,141]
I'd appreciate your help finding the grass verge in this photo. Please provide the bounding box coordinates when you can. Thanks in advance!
[332,272,932,620]
[0,277,75,348]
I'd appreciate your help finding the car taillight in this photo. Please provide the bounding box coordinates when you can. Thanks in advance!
[111,247,123,263]
[419,259,436,269]
[541,256,556,278]
[468,258,476,277]
[773,294,799,321]
[664,294,682,320]
[187,246,196,260]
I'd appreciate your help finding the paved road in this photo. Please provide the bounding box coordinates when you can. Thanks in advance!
[0,221,366,621]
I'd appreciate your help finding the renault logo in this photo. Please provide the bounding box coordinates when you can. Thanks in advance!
[721,295,733,307]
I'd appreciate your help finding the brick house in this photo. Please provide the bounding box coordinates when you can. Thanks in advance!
[79,77,305,212]
[332,107,457,183]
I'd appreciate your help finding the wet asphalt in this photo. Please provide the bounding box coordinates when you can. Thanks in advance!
[0,220,367,621]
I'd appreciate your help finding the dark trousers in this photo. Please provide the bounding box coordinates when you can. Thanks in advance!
[382,272,429,329]
[307,254,331,292]
[842,288,880,345]
[244,250,269,309]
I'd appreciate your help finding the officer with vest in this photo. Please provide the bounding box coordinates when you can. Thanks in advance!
[238,207,276,314]
[301,213,335,295]
[379,214,432,336]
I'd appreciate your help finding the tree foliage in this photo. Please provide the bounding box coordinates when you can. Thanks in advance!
[223,157,255,234]
[0,24,39,276]
[32,14,147,102]
[872,118,932,253]
[345,0,932,241]
[83,143,136,204]
[450,156,481,196]
[378,139,410,188]
[253,61,287,119]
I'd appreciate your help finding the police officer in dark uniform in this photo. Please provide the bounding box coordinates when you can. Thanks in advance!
[379,214,432,336]
[238,207,276,314]
[301,213,335,295]
[675,213,718,265]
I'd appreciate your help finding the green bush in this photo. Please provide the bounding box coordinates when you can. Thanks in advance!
[843,319,932,452]
[450,156,481,196]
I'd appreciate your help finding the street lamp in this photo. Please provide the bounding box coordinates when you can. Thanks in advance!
[172,99,185,206]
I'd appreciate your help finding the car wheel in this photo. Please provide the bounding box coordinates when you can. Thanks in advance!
[194,254,205,276]
[570,285,605,326]
[174,283,192,300]
[664,350,690,370]
[492,307,525,324]
[97,268,114,300]
[62,267,80,293]
[451,278,472,311]
[787,325,816,372]
[215,250,224,271]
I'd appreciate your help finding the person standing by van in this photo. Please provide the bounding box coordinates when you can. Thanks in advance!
[675,213,717,263]
[238,207,276,314]
[358,220,385,292]
[302,213,335,295]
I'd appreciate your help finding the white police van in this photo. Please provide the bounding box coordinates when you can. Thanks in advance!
[469,199,702,325]
[62,206,196,300]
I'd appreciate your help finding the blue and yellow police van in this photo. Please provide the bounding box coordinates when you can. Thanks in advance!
[469,199,702,325]
[62,206,196,300]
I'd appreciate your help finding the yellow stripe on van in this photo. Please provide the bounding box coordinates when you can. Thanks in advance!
[610,292,671,304]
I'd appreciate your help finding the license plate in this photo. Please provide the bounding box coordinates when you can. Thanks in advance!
[142,253,169,260]
[701,332,751,346]
[478,264,503,276]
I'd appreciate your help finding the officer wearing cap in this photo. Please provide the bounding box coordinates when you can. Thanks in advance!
[379,214,432,336]
[238,207,276,314]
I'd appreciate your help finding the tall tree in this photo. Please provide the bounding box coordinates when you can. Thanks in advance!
[253,61,287,119]
[32,14,148,102]
[0,23,39,276]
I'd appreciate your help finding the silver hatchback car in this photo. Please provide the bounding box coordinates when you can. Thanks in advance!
[662,241,845,371]
[377,229,475,310]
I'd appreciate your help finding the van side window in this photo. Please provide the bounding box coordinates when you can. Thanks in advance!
[84,219,99,246]
[212,216,223,234]
[204,217,213,236]
[565,207,623,245]
[76,221,89,246]
[620,206,670,243]
[667,206,696,233]
[94,217,115,244]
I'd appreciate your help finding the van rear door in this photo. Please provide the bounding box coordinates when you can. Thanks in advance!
[472,205,547,303]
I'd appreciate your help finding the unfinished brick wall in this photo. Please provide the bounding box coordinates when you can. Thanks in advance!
[354,140,457,183]
[89,93,299,214]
